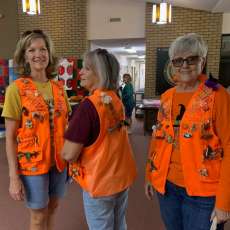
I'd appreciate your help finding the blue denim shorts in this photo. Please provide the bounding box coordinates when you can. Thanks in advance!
[20,166,67,210]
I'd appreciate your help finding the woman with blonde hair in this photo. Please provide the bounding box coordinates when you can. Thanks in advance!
[2,30,70,230]
[62,48,137,230]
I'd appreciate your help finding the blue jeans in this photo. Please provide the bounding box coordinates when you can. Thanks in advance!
[83,189,129,230]
[21,166,67,209]
[156,181,225,230]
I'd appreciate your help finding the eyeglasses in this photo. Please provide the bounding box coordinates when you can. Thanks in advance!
[21,29,44,38]
[172,55,200,67]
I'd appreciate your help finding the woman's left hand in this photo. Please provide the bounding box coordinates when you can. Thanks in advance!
[211,208,230,224]
[61,140,83,162]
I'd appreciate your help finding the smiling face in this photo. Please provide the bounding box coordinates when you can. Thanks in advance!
[79,59,99,92]
[171,52,205,84]
[24,38,49,75]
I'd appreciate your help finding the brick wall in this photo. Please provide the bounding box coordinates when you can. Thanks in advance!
[145,4,223,97]
[17,0,88,58]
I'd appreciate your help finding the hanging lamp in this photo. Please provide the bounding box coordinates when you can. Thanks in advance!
[22,0,40,15]
[152,1,172,24]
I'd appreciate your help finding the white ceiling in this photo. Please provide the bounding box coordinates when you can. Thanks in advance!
[145,0,230,13]
[91,0,230,58]
[91,38,146,58]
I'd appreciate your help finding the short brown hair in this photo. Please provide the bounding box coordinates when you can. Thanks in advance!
[123,73,132,82]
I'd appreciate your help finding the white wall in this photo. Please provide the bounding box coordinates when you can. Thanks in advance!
[88,0,145,40]
[222,13,230,34]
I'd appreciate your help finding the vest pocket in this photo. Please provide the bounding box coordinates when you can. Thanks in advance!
[17,135,42,164]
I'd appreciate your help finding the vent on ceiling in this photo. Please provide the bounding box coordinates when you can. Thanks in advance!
[109,17,121,22]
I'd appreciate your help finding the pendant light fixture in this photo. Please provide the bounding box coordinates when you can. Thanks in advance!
[152,1,172,24]
[22,0,41,15]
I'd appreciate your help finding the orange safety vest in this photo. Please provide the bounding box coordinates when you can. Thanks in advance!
[69,89,137,197]
[15,77,68,175]
[146,76,223,196]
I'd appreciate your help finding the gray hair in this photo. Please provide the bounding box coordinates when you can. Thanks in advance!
[84,48,120,90]
[14,30,58,78]
[168,33,208,60]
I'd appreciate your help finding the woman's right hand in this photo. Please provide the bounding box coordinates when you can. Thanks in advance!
[9,177,25,201]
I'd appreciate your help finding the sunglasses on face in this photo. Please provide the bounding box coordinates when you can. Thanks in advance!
[172,55,200,67]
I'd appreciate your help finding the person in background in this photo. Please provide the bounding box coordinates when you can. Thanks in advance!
[145,33,230,230]
[121,73,135,134]
[2,30,71,230]
[61,48,137,230]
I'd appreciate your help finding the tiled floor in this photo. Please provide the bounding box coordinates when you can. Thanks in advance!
[0,118,164,230]
[0,118,229,230]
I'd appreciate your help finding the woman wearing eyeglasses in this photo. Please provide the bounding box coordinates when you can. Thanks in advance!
[2,30,70,230]
[145,33,230,230]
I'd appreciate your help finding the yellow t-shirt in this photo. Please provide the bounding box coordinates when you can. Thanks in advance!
[2,80,71,120]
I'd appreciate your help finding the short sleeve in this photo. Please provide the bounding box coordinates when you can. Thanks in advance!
[1,82,22,120]
[64,99,100,146]
[63,90,72,113]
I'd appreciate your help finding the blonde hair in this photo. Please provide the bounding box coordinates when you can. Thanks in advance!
[14,30,58,78]
[84,48,120,90]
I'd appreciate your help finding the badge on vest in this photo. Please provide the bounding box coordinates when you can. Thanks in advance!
[22,79,29,84]
[22,107,29,116]
[166,135,174,143]
[203,145,223,160]
[31,166,38,172]
[71,167,80,177]
[108,120,129,132]
[55,110,61,117]
[32,112,44,122]
[184,133,192,138]
[199,168,208,177]
[17,151,39,161]
[201,120,213,140]
[25,119,33,128]
[147,159,157,172]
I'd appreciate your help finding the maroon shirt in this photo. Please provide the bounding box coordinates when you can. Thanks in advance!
[64,99,100,147]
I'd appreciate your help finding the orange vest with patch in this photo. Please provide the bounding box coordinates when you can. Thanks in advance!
[69,89,137,197]
[15,77,68,175]
[146,78,223,196]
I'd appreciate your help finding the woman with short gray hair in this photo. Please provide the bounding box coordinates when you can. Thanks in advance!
[168,33,208,60]
[62,48,137,230]
[145,33,230,230]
